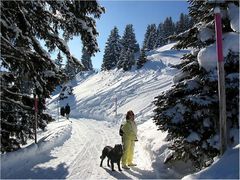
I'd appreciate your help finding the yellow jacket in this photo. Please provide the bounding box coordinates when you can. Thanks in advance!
[122,119,137,141]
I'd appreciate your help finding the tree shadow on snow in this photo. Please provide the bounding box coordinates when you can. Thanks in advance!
[2,155,70,179]
[1,130,72,179]
[28,162,69,179]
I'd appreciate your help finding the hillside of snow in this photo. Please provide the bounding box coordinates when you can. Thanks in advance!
[47,43,189,124]
[1,43,239,179]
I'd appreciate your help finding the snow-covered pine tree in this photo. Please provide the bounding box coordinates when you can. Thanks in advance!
[1,0,104,153]
[64,59,83,80]
[143,25,152,50]
[137,48,148,69]
[153,0,239,170]
[155,23,165,48]
[81,46,93,71]
[121,24,139,53]
[117,48,135,71]
[143,24,158,51]
[101,26,121,71]
[176,13,186,34]
[117,49,126,70]
[148,24,158,50]
[134,43,140,56]
[55,51,64,70]
[118,24,138,71]
[155,17,176,48]
[184,14,194,32]
[175,13,193,35]
[163,17,175,43]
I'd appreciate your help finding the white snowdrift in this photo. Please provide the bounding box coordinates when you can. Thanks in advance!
[148,43,190,66]
[182,145,240,179]
[197,32,239,71]
[1,120,72,176]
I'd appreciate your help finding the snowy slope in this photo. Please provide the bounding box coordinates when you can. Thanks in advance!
[48,43,185,124]
[2,43,238,179]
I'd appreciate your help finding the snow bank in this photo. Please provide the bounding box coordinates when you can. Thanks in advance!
[155,43,176,52]
[182,145,240,179]
[1,120,72,172]
[197,32,239,71]
[138,120,195,179]
[148,43,190,66]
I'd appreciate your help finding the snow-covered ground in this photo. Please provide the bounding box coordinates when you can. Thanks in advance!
[1,43,239,179]
[182,144,240,179]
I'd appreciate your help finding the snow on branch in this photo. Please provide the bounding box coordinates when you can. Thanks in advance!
[197,32,239,71]
[228,3,239,33]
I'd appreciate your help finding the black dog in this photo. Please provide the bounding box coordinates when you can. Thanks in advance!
[100,144,123,171]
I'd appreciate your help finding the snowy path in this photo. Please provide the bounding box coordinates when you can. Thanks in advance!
[66,119,157,179]
[61,118,157,179]
[2,118,158,179]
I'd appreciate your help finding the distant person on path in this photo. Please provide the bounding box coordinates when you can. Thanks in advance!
[60,107,65,117]
[65,103,71,120]
[121,110,138,169]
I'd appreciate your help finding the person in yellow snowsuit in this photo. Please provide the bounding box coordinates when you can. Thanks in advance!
[121,110,138,169]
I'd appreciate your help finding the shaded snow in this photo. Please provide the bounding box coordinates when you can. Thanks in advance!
[228,3,239,33]
[186,132,201,142]
[198,27,214,42]
[1,120,72,179]
[182,145,239,179]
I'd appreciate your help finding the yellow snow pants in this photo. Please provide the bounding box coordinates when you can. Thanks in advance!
[122,139,135,166]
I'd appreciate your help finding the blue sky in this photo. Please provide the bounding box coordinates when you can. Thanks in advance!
[68,1,190,70]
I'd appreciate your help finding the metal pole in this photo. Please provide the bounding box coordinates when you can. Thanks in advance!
[34,94,38,144]
[214,7,227,155]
